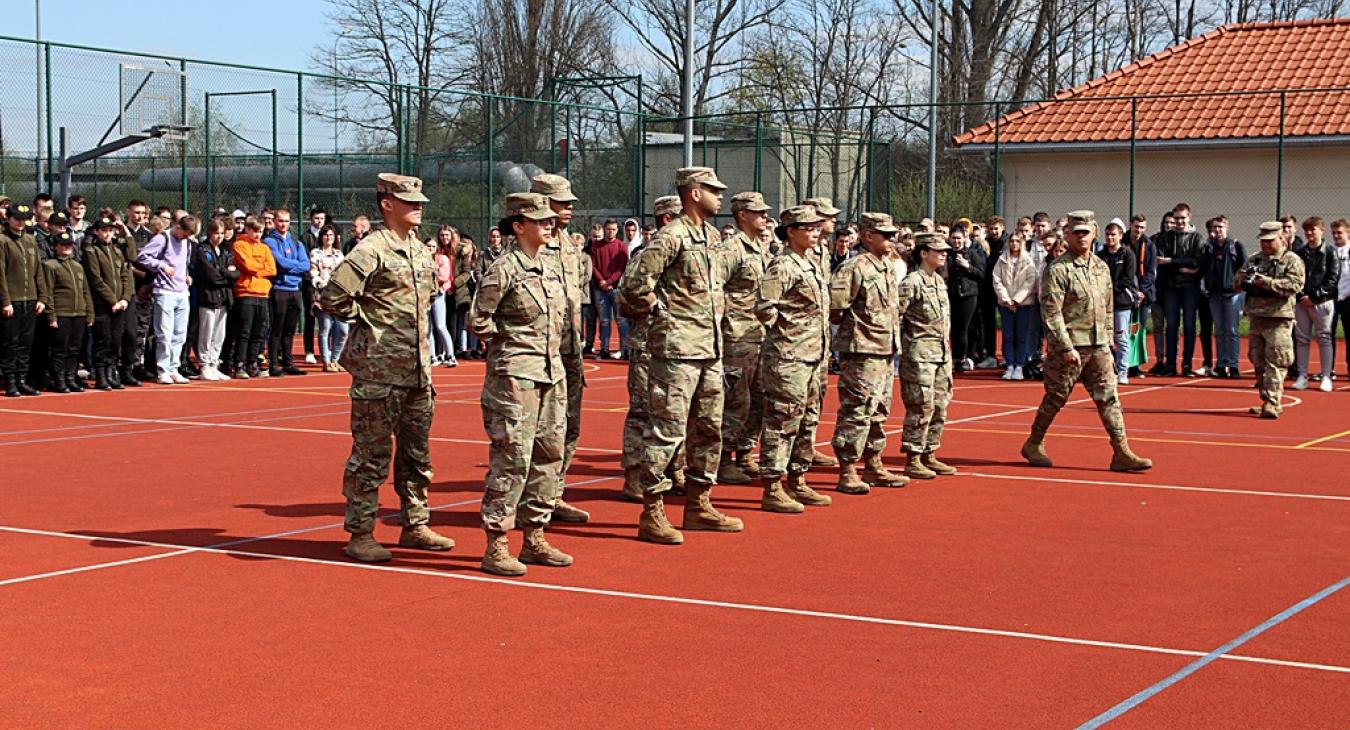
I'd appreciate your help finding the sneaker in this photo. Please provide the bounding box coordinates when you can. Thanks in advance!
[156,374,175,385]
[170,372,190,384]
[443,358,458,368]
[1293,374,1309,390]
[1319,376,1334,393]
[1011,365,1024,381]
[1118,373,1129,386]
[1002,367,1014,380]
[1195,365,1210,376]
[304,353,317,364]
[962,358,975,371]
[977,356,999,369]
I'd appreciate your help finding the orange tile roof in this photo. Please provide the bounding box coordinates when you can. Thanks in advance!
[954,19,1350,147]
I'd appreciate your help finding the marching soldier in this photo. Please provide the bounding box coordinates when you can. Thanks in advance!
[829,213,909,493]
[470,193,572,576]
[620,167,743,545]
[896,232,956,479]
[619,195,684,501]
[800,197,842,468]
[756,206,834,511]
[530,173,590,523]
[716,191,775,485]
[1021,211,1152,471]
[320,173,456,563]
[1237,221,1305,419]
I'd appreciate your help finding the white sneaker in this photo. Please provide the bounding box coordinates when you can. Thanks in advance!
[1293,375,1309,390]
[1002,367,1014,380]
[1011,366,1025,381]
[171,372,190,384]
[962,358,975,371]
[1319,376,1333,393]
[1118,373,1129,386]
[157,374,175,385]
[304,353,317,364]
[1195,365,1210,376]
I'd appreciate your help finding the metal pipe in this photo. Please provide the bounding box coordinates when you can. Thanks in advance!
[682,0,694,166]
[927,0,939,220]
[34,0,41,193]
[297,73,305,215]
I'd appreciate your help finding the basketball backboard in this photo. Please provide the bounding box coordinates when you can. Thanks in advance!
[119,64,186,138]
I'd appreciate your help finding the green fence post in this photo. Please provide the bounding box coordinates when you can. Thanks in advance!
[636,75,645,216]
[271,89,279,206]
[1129,97,1137,217]
[297,73,305,215]
[753,111,764,193]
[564,101,572,180]
[150,155,157,209]
[44,43,53,193]
[179,58,188,211]
[548,79,557,172]
[486,98,495,239]
[338,154,344,221]
[1276,91,1286,217]
[992,102,1001,216]
[205,94,213,212]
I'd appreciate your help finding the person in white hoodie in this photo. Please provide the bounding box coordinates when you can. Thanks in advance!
[992,232,1039,380]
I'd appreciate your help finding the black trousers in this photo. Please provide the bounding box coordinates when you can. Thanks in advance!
[92,306,126,369]
[49,316,87,378]
[1197,292,1213,367]
[978,285,998,359]
[1,300,38,379]
[950,293,979,365]
[29,313,53,384]
[233,297,270,365]
[120,294,148,372]
[301,285,316,355]
[268,289,303,368]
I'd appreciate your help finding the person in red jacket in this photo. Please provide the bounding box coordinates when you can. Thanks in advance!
[589,218,629,359]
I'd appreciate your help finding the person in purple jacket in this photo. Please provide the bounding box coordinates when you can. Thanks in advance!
[136,215,200,384]
[263,208,311,376]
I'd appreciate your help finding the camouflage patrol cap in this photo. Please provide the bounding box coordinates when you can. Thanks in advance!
[730,191,770,213]
[652,195,682,218]
[6,203,33,220]
[1066,210,1096,233]
[775,204,825,240]
[802,197,841,217]
[675,166,727,190]
[505,192,559,221]
[913,231,951,251]
[858,212,899,234]
[52,231,74,247]
[531,173,579,203]
[376,173,430,203]
[91,216,117,230]
[1258,221,1283,241]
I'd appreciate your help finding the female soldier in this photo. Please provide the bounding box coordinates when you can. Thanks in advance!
[897,232,956,479]
[470,193,571,576]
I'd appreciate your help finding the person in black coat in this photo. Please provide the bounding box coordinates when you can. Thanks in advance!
[1156,204,1207,376]
[1200,216,1247,378]
[946,223,986,372]
[1097,219,1139,383]
[193,218,239,380]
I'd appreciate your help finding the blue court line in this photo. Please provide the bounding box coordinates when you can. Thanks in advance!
[1078,574,1350,728]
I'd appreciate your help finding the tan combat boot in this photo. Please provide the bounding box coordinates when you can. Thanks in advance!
[786,472,832,506]
[621,467,644,502]
[520,526,574,567]
[552,498,590,523]
[1020,435,1053,467]
[481,530,527,576]
[1260,403,1281,419]
[717,450,753,485]
[835,462,871,495]
[737,450,762,478]
[761,475,805,513]
[863,452,910,487]
[344,532,392,563]
[1247,405,1263,415]
[398,524,455,551]
[637,491,684,544]
[811,448,839,467]
[1109,437,1153,472]
[669,468,687,495]
[682,482,745,531]
[904,453,937,480]
[923,453,958,476]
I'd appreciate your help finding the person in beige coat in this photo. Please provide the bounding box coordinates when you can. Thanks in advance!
[992,233,1040,380]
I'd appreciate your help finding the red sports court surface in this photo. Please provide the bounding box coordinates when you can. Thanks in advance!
[2,354,1348,727]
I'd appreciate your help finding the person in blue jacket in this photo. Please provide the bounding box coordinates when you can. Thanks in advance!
[263,208,311,376]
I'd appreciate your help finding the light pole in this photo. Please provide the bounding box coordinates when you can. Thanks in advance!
[682,0,694,166]
[927,0,939,221]
[35,0,42,193]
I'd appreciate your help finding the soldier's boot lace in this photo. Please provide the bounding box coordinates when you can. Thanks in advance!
[1020,435,1053,468]
[922,453,958,476]
[716,451,753,485]
[344,532,392,563]
[1109,437,1153,472]
[786,472,832,506]
[736,450,762,477]
[760,476,805,513]
[637,491,684,545]
[551,499,590,523]
[810,448,839,467]
[863,452,909,487]
[520,527,573,567]
[398,524,455,551]
[481,530,527,576]
[904,453,938,479]
[682,481,745,531]
[835,462,871,495]
[620,467,644,503]
[668,467,688,495]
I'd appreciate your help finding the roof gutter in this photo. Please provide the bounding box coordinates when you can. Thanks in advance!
[954,135,1350,154]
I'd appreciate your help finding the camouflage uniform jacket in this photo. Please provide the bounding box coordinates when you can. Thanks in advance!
[470,247,565,385]
[618,242,650,352]
[619,214,730,360]
[1040,252,1112,353]
[896,269,951,363]
[830,251,900,355]
[722,229,772,344]
[0,227,41,306]
[757,249,829,363]
[537,228,585,355]
[319,228,436,388]
[83,241,135,307]
[1239,249,1305,319]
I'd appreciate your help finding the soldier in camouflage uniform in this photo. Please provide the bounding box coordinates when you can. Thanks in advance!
[896,232,956,479]
[530,173,590,523]
[829,213,909,493]
[470,193,573,576]
[800,197,842,468]
[716,191,775,485]
[756,206,835,511]
[620,167,743,544]
[319,174,455,563]
[1237,221,1305,419]
[1021,211,1152,472]
[619,195,684,502]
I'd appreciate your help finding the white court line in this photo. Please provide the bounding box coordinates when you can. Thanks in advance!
[0,548,196,587]
[965,472,1350,503]
[0,519,1345,676]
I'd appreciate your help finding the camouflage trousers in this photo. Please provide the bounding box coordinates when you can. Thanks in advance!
[560,352,585,475]
[899,358,952,454]
[342,379,434,535]
[623,348,685,472]
[831,353,895,463]
[641,356,724,494]
[759,358,823,478]
[1031,345,1124,439]
[721,339,765,454]
[480,374,566,532]
[1249,316,1294,413]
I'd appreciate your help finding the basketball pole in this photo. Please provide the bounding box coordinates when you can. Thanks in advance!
[35,0,42,194]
